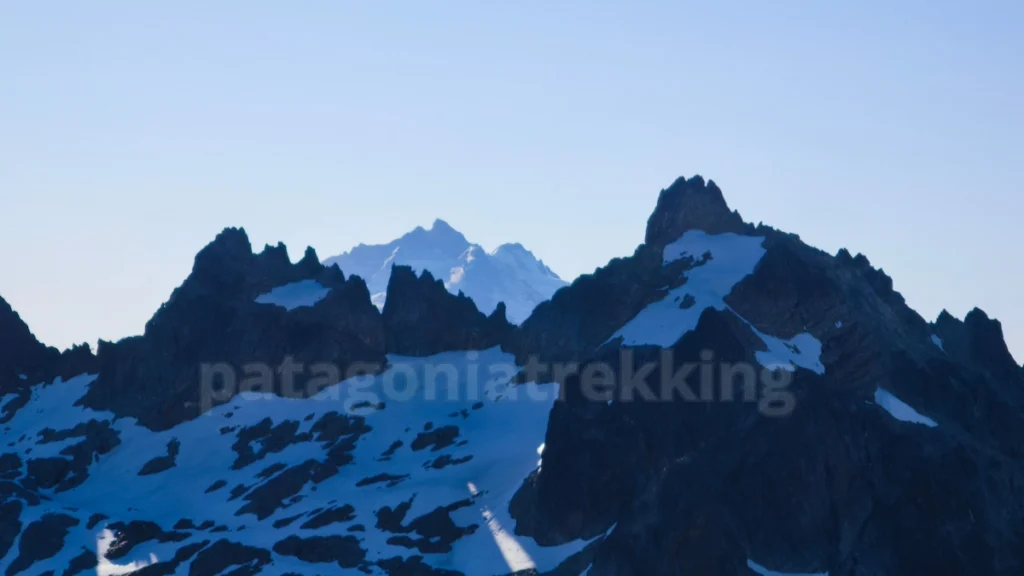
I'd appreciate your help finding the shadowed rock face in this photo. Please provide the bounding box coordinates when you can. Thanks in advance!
[512,246,694,366]
[383,265,514,357]
[0,297,97,423]
[508,178,1024,575]
[0,297,58,386]
[78,229,388,431]
[6,513,79,574]
[1,175,1022,575]
[644,175,751,248]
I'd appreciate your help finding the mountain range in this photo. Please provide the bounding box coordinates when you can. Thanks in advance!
[323,219,567,324]
[1,175,1023,575]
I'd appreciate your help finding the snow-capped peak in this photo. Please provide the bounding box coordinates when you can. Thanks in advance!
[323,222,566,324]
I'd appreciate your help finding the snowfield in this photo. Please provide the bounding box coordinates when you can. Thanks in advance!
[0,350,604,575]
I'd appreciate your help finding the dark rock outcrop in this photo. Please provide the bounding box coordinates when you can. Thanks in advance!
[509,176,1024,576]
[644,175,751,248]
[62,547,98,576]
[272,534,366,568]
[0,297,97,424]
[6,513,79,576]
[382,266,514,356]
[79,228,387,430]
[0,500,21,566]
[187,539,272,575]
[138,438,181,476]
[22,420,121,492]
[103,520,189,561]
[513,246,695,366]
[2,174,1022,575]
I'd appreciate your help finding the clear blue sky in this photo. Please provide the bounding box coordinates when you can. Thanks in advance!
[1,1,1021,360]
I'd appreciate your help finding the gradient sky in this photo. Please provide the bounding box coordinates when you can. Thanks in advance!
[1,1,1021,360]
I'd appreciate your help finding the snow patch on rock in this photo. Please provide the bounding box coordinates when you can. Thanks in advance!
[254,279,330,310]
[874,387,938,428]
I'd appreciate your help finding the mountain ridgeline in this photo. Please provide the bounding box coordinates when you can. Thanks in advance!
[323,218,567,324]
[1,175,1023,575]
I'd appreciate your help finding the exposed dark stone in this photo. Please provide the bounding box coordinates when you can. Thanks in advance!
[380,440,403,460]
[375,555,463,576]
[138,438,181,476]
[79,229,387,431]
[300,505,356,529]
[507,177,1024,574]
[0,299,98,422]
[272,513,303,529]
[272,534,366,568]
[6,513,79,576]
[382,266,514,356]
[62,548,98,576]
[410,425,459,452]
[356,472,410,487]
[724,233,846,339]
[86,513,107,530]
[0,500,22,566]
[4,175,1024,574]
[643,175,750,248]
[0,453,21,480]
[311,411,370,445]
[187,539,272,575]
[204,479,227,493]
[375,496,477,554]
[103,520,189,561]
[22,420,121,492]
[228,484,249,501]
[235,459,331,520]
[230,418,307,470]
[256,462,289,480]
[22,457,71,492]
[936,307,1022,380]
[131,541,208,576]
[173,518,214,531]
[424,454,472,470]
[514,243,693,366]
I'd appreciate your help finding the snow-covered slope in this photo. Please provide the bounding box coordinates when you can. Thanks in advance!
[0,350,604,575]
[323,220,566,323]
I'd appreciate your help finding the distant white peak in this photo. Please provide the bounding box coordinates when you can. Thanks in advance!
[407,218,470,250]
[491,242,530,256]
[430,218,456,232]
[324,220,567,324]
[491,243,561,279]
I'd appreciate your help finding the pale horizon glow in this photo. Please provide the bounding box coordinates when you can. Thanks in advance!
[1,1,1021,361]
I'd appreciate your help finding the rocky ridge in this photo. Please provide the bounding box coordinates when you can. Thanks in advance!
[0,174,1021,574]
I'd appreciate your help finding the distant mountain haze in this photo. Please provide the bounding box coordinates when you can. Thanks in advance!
[323,219,566,323]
